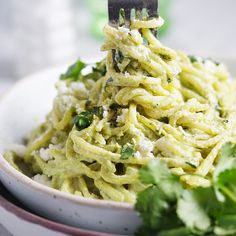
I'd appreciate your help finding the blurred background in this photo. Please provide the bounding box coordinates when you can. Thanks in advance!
[1,0,236,95]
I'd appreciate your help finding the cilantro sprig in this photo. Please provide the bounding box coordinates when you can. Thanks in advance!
[60,59,86,81]
[135,143,236,236]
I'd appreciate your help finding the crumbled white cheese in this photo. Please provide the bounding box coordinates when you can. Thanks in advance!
[134,151,142,160]
[32,174,51,187]
[39,148,52,161]
[75,104,82,114]
[39,144,61,161]
[56,81,68,94]
[70,82,87,92]
[51,137,58,144]
[204,60,217,73]
[59,95,73,113]
[137,138,155,158]
[103,110,108,119]
[7,144,26,158]
[118,27,130,35]
[116,109,128,123]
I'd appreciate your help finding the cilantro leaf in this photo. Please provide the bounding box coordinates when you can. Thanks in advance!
[60,59,86,81]
[120,143,134,160]
[214,142,236,203]
[158,227,193,236]
[177,188,214,233]
[135,187,170,231]
[214,215,236,235]
[139,160,183,200]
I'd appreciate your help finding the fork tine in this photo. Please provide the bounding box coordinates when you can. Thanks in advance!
[146,0,158,18]
[108,0,158,25]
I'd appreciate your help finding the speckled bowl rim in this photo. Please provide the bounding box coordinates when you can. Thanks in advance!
[0,190,119,236]
[0,66,133,211]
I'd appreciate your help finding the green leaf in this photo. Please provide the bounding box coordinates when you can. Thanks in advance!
[135,187,169,231]
[214,215,236,235]
[214,142,236,203]
[60,59,86,81]
[74,111,93,131]
[158,227,193,236]
[120,143,135,160]
[139,160,183,200]
[177,188,214,233]
[92,61,107,76]
[219,142,236,159]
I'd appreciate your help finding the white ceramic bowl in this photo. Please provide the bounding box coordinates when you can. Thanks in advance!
[0,66,140,236]
[0,59,235,235]
[0,182,116,236]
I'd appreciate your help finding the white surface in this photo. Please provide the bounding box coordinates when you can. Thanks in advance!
[0,207,66,236]
[163,0,236,58]
[0,67,140,235]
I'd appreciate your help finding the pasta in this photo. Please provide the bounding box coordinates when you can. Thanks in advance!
[5,17,236,204]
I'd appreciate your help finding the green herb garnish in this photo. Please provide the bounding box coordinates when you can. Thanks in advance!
[74,106,104,130]
[120,143,135,160]
[92,61,107,76]
[185,162,197,169]
[105,77,113,90]
[188,55,198,63]
[60,59,86,81]
[74,111,93,131]
[91,106,104,120]
[135,142,236,236]
[115,50,124,64]
[160,54,172,61]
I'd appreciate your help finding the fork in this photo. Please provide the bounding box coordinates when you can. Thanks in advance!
[108,0,158,27]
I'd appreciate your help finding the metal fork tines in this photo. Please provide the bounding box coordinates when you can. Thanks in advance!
[108,0,158,26]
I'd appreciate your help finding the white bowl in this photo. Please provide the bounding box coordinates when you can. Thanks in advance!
[0,66,140,235]
[0,59,235,235]
[0,182,116,236]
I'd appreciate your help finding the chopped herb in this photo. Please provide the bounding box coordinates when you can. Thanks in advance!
[204,58,220,66]
[74,111,93,130]
[91,106,104,119]
[104,77,113,92]
[109,103,129,110]
[167,78,172,83]
[143,37,149,46]
[120,143,135,160]
[92,61,107,76]
[112,50,125,72]
[188,55,198,63]
[224,119,229,124]
[115,50,124,64]
[60,59,86,81]
[74,106,104,130]
[160,54,172,61]
[185,162,197,169]
[85,100,92,110]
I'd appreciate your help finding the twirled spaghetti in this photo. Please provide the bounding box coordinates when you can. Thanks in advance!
[5,17,236,203]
